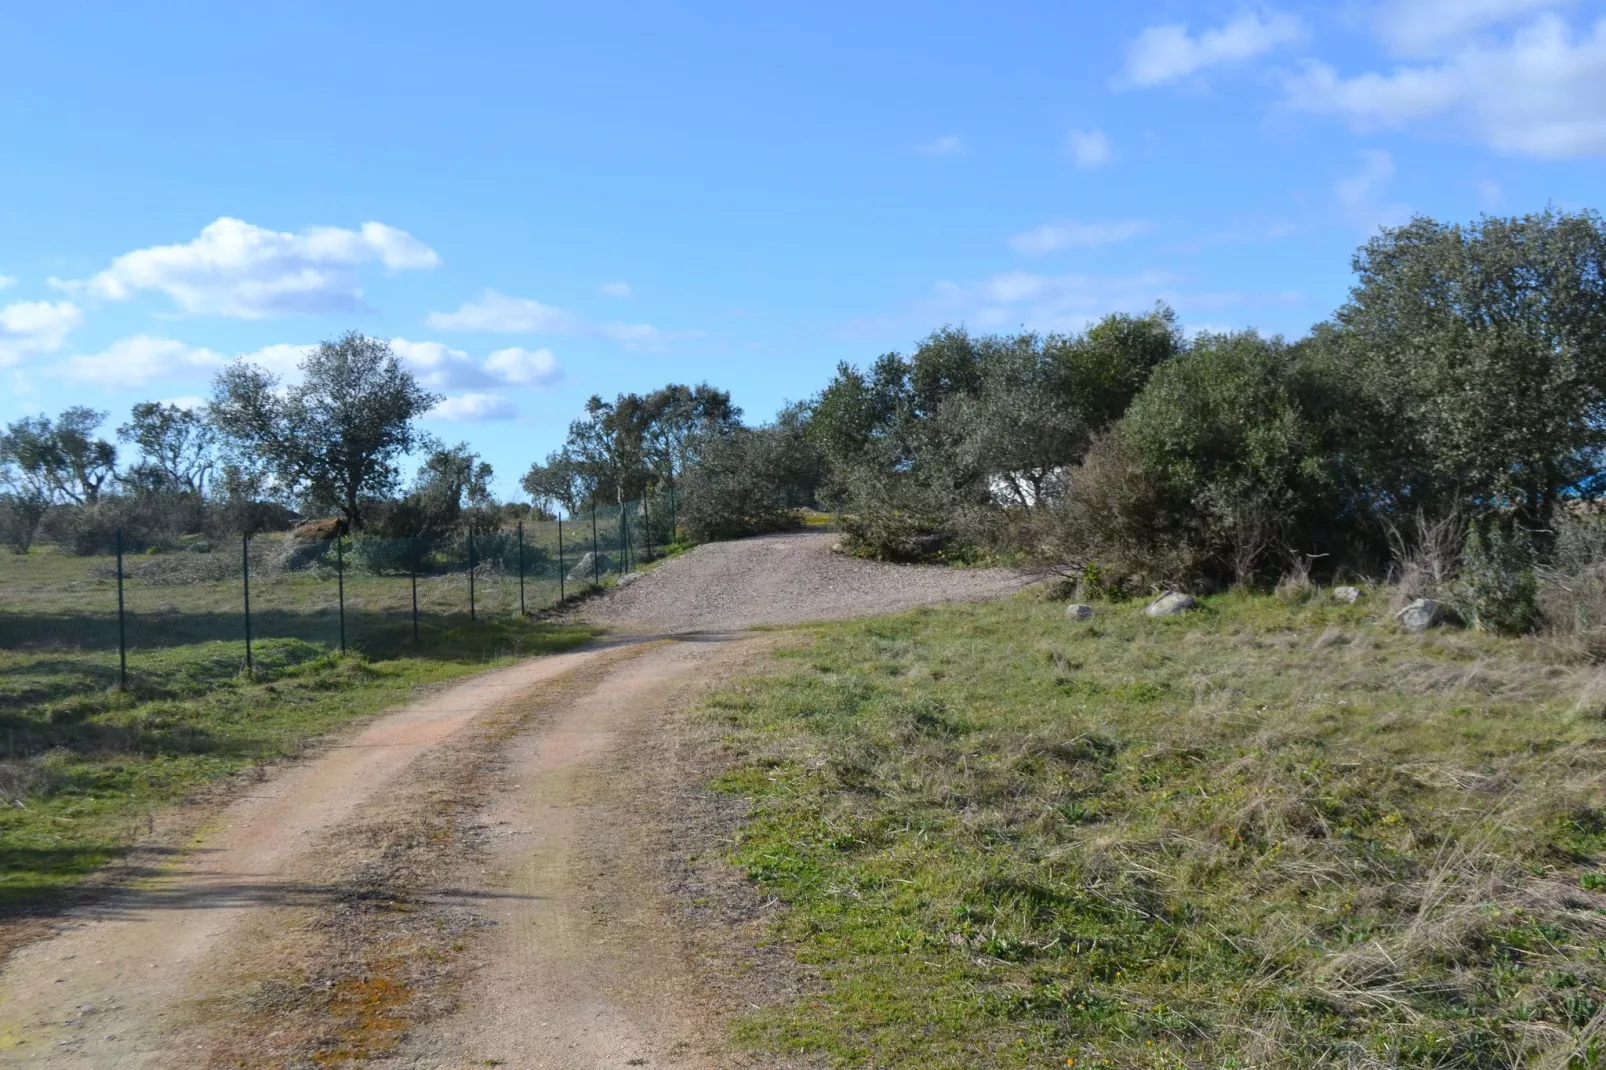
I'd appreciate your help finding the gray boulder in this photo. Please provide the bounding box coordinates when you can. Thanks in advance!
[617,572,642,587]
[1395,598,1444,632]
[1064,603,1095,621]
[566,551,599,584]
[1145,592,1196,617]
[1332,585,1362,604]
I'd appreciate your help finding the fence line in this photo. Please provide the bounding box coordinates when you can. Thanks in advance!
[0,493,676,692]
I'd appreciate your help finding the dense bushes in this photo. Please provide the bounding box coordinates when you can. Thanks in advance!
[679,414,824,541]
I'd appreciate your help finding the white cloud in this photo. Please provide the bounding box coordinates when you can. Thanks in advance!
[1119,11,1307,88]
[428,392,517,422]
[1335,149,1413,232]
[914,134,966,158]
[1064,128,1115,169]
[0,276,14,292]
[484,346,562,387]
[425,289,665,350]
[0,300,83,367]
[1375,0,1570,56]
[58,335,226,387]
[425,290,576,332]
[390,337,563,390]
[1009,219,1153,255]
[59,217,441,318]
[599,281,633,298]
[237,343,316,379]
[1283,13,1606,158]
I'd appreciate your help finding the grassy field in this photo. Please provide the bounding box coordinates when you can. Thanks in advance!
[0,541,597,910]
[704,590,1606,1068]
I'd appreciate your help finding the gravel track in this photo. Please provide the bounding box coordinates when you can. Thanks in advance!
[581,529,1029,633]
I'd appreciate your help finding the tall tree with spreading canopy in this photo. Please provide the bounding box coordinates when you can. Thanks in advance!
[209,332,440,529]
[0,407,118,505]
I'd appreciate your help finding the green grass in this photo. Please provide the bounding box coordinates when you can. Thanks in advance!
[703,590,1606,1068]
[0,542,596,910]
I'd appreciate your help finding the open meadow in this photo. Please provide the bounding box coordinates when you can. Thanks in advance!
[704,590,1606,1068]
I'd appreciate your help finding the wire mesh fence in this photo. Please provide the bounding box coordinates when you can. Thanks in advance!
[0,494,674,697]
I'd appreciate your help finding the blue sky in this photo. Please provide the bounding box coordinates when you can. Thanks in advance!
[3,0,1603,497]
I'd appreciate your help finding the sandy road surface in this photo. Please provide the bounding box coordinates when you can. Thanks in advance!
[0,532,1023,1067]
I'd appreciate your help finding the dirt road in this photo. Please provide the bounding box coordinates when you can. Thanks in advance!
[0,533,1022,1067]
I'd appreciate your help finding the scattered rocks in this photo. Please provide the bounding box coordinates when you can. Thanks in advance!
[1144,592,1196,617]
[1332,585,1362,604]
[1395,598,1445,632]
[1064,603,1095,621]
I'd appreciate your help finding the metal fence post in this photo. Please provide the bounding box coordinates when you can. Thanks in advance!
[468,534,476,622]
[591,502,599,586]
[242,532,253,675]
[410,544,419,643]
[518,520,526,617]
[115,526,127,691]
[558,515,565,602]
[619,502,629,574]
[336,534,346,654]
[642,495,651,563]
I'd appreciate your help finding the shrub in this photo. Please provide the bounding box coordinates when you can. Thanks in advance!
[1454,522,1540,634]
[0,492,46,553]
[1027,432,1204,592]
[680,425,821,542]
[1538,511,1606,650]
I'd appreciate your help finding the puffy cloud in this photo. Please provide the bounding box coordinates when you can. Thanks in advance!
[58,217,441,318]
[1064,128,1115,169]
[0,300,83,367]
[425,289,665,350]
[1119,11,1307,88]
[1283,13,1606,158]
[428,392,517,422]
[57,335,226,387]
[391,337,563,390]
[914,134,966,158]
[237,342,317,378]
[598,281,633,298]
[484,346,561,387]
[1009,219,1153,256]
[1375,0,1569,56]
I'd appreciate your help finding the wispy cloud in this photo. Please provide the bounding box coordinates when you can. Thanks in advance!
[1063,128,1115,169]
[1008,220,1153,256]
[425,290,665,350]
[914,134,966,158]
[598,280,633,298]
[1118,10,1307,88]
[1335,149,1413,232]
[428,393,517,422]
[1374,0,1569,56]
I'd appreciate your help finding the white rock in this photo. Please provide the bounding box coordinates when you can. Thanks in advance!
[1395,598,1444,632]
[1065,603,1095,621]
[1332,585,1362,604]
[1144,592,1196,617]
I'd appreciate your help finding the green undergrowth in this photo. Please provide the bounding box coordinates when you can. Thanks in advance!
[0,618,594,910]
[704,590,1606,1068]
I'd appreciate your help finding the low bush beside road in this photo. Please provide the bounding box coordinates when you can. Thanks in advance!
[704,591,1606,1068]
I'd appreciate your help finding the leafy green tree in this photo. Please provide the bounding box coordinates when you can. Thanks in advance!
[1329,209,1606,526]
[117,401,216,496]
[0,407,117,505]
[1119,329,1364,576]
[209,332,440,529]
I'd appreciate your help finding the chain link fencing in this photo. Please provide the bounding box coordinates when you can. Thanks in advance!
[0,495,673,706]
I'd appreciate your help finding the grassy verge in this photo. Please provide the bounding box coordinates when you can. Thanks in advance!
[0,618,594,910]
[703,590,1606,1068]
